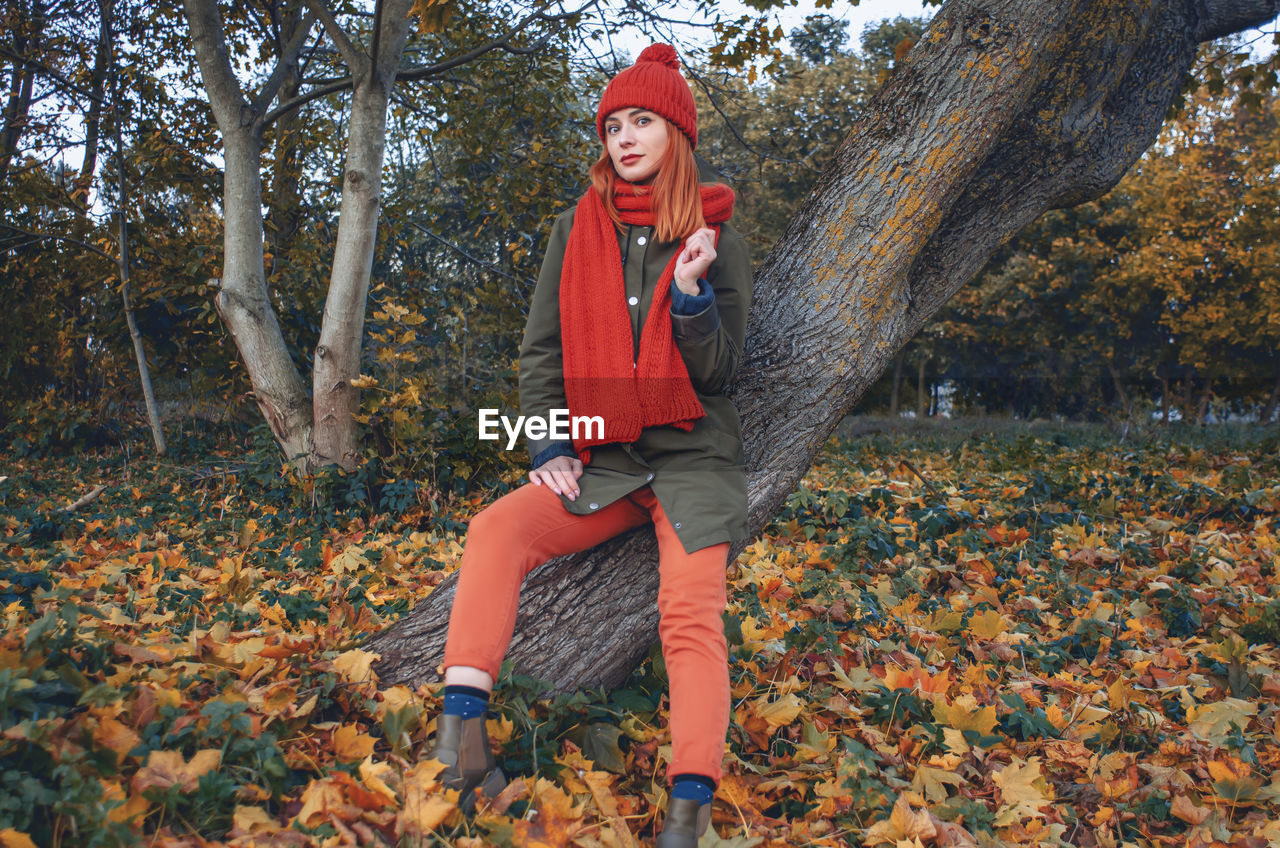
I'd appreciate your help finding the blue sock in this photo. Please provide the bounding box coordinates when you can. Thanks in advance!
[443,685,489,719]
[671,774,715,805]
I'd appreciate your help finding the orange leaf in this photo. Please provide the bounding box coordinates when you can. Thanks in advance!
[333,725,376,761]
[0,830,38,848]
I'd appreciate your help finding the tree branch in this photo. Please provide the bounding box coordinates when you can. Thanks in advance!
[302,0,364,72]
[1195,0,1280,42]
[263,0,597,126]
[183,0,251,129]
[0,44,103,104]
[250,10,318,115]
[0,222,116,263]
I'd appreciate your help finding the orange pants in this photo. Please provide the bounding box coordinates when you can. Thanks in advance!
[442,482,730,783]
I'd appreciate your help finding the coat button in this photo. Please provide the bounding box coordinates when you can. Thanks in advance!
[673,522,682,529]
[628,296,638,306]
[646,473,654,481]
[637,236,647,245]
[588,502,599,510]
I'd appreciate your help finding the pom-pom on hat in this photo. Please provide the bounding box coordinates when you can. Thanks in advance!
[596,43,698,149]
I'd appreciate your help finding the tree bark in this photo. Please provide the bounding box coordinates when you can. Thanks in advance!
[312,0,414,470]
[0,0,44,184]
[265,5,307,271]
[365,0,1280,692]
[74,0,112,206]
[185,0,314,463]
[112,67,166,457]
[1160,373,1170,423]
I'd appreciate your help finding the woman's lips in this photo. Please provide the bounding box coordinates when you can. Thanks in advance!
[620,154,642,165]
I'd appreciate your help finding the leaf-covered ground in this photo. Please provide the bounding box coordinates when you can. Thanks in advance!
[2,421,1279,847]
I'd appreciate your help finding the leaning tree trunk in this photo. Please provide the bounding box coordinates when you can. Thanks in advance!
[366,0,1280,691]
[112,67,166,456]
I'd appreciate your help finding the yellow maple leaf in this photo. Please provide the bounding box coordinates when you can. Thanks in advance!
[911,764,964,804]
[93,716,142,759]
[333,648,381,686]
[751,693,804,730]
[333,724,376,761]
[967,608,1006,639]
[132,748,222,794]
[931,694,998,735]
[231,805,280,835]
[1186,699,1257,745]
[863,795,937,845]
[397,784,457,836]
[359,756,399,802]
[993,757,1053,825]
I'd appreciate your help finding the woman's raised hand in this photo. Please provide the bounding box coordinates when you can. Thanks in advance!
[530,455,584,500]
[674,227,716,293]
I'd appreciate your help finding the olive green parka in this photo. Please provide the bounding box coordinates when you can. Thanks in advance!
[518,189,753,554]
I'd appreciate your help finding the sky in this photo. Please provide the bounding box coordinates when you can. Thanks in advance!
[607,0,938,67]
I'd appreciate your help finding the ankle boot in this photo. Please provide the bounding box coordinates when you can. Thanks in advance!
[656,797,712,847]
[429,713,507,813]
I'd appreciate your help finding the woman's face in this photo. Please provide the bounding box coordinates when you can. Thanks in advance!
[604,108,669,183]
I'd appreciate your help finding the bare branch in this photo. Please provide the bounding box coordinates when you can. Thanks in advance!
[0,44,103,104]
[59,484,106,513]
[302,0,365,71]
[0,222,116,263]
[388,211,526,284]
[682,63,810,169]
[264,0,597,125]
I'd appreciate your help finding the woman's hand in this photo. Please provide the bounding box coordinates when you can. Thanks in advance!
[529,455,583,500]
[674,227,716,293]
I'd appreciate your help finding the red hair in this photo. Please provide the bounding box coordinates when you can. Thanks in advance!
[589,121,705,244]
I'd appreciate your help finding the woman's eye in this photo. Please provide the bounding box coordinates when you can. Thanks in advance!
[637,117,649,125]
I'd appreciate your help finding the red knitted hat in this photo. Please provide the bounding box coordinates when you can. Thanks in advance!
[596,44,698,149]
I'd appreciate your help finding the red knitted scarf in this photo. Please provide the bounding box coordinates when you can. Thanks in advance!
[559,181,735,464]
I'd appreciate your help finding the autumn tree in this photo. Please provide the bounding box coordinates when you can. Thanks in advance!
[181,0,606,471]
[365,0,1280,690]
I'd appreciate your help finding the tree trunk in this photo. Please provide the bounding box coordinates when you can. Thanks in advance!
[915,358,928,419]
[113,68,165,456]
[74,0,112,206]
[1196,386,1212,426]
[1160,374,1169,423]
[365,0,1280,692]
[1106,360,1131,414]
[185,0,313,463]
[0,0,44,184]
[890,351,905,416]
[265,7,306,272]
[311,1,414,470]
[1182,375,1194,424]
[1261,361,1280,424]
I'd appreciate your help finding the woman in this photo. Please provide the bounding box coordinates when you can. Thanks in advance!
[429,44,752,847]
